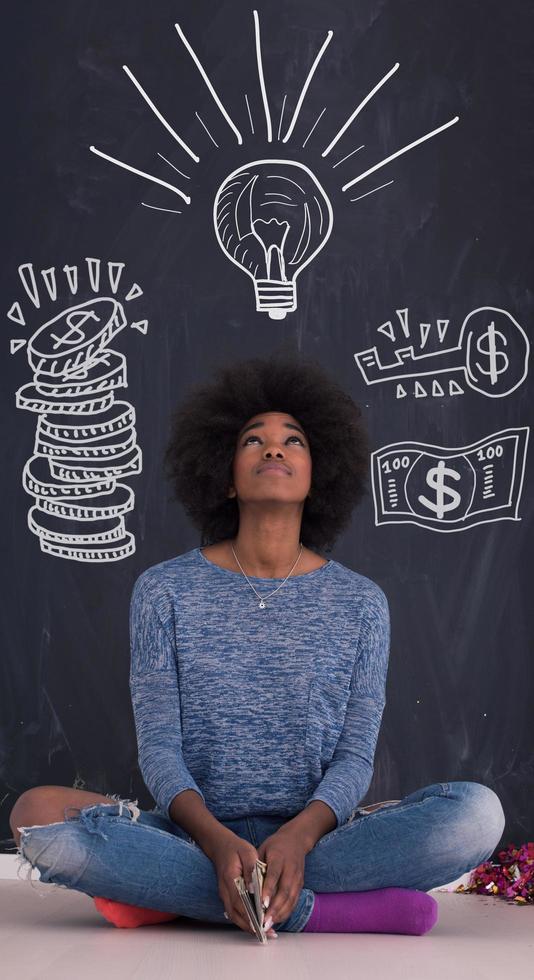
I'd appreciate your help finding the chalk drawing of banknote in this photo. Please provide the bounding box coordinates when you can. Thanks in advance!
[371,428,529,531]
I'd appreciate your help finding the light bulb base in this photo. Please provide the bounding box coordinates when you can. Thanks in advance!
[254,280,296,318]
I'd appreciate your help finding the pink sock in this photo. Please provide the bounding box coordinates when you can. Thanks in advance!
[93,896,179,928]
[302,887,438,935]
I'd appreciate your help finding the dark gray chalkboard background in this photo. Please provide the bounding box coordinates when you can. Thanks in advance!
[2,0,533,852]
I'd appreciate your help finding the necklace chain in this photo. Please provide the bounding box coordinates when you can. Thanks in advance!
[231,542,304,609]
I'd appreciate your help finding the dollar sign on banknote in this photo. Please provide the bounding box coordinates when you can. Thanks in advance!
[418,460,462,519]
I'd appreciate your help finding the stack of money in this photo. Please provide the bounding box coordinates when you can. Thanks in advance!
[233,859,270,943]
[16,297,142,562]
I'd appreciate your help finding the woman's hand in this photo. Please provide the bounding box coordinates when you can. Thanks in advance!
[209,831,278,937]
[256,827,308,929]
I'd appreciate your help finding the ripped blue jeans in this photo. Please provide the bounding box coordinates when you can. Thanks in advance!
[14,781,505,933]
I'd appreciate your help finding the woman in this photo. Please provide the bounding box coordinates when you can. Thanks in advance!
[11,353,505,937]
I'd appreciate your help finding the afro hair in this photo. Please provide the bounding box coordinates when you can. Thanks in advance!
[164,352,370,554]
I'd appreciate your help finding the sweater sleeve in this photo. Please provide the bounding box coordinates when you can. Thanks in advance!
[128,573,206,819]
[303,586,390,828]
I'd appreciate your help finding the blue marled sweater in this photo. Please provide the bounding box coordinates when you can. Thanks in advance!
[129,547,390,828]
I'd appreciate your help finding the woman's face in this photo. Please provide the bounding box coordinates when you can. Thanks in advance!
[228,411,312,506]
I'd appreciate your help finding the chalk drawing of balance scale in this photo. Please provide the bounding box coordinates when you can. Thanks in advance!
[354,307,530,399]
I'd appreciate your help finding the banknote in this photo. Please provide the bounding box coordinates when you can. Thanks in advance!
[233,858,270,943]
[371,428,529,531]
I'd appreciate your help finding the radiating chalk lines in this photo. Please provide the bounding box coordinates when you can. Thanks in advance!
[8,259,147,562]
[87,9,459,317]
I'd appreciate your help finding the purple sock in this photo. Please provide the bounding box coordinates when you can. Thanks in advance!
[302,887,438,935]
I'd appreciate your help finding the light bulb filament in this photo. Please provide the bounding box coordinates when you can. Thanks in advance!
[251,219,290,280]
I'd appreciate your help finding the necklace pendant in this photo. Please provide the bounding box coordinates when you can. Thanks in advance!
[259,600,266,609]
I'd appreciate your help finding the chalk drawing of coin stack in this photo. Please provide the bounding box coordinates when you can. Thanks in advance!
[16,297,142,562]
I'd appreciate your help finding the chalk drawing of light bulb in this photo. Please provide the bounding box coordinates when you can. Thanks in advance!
[213,160,333,319]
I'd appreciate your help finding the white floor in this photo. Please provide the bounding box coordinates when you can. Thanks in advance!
[1,858,532,978]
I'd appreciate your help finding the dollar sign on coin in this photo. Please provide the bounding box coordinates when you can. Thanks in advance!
[50,309,100,349]
[418,460,462,519]
[475,320,509,386]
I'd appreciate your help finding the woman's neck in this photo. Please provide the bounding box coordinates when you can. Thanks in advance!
[200,534,327,579]
[229,532,304,578]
